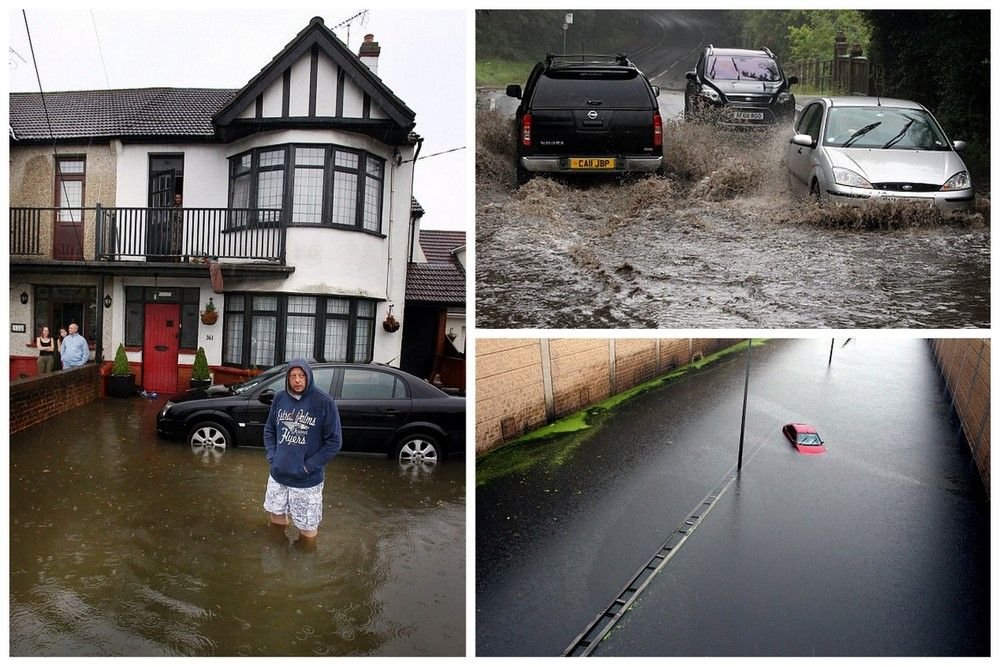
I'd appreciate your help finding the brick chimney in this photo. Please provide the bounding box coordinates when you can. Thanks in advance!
[359,34,380,74]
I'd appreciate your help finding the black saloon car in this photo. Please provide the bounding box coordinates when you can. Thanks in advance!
[684,45,797,127]
[156,362,465,466]
[506,53,663,184]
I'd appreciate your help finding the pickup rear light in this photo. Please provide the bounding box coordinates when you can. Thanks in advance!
[653,112,663,147]
[521,113,532,147]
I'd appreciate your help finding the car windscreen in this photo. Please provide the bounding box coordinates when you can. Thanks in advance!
[531,71,652,108]
[823,107,952,150]
[707,56,781,82]
[798,433,822,445]
[232,365,286,394]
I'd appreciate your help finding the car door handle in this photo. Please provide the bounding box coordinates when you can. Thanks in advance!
[382,408,401,415]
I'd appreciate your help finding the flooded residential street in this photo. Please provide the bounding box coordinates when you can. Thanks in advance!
[476,97,990,329]
[10,398,465,657]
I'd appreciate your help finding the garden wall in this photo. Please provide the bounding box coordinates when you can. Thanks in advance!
[9,364,101,435]
[930,339,990,497]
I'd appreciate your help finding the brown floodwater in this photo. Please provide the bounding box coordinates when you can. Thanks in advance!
[10,397,465,657]
[476,108,991,329]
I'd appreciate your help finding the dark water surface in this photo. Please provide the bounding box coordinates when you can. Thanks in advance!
[10,398,465,657]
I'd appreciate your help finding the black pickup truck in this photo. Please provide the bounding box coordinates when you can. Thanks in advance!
[506,54,663,185]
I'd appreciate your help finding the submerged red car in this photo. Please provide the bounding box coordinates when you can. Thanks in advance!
[782,423,826,455]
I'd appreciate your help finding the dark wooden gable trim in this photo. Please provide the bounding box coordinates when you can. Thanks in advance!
[212,17,415,129]
[281,69,291,118]
[363,93,371,119]
[309,45,319,117]
[255,93,263,119]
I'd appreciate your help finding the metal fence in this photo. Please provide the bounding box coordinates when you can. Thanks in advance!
[10,205,286,264]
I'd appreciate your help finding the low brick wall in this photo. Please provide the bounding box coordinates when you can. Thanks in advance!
[930,339,990,497]
[9,364,101,435]
[476,338,737,455]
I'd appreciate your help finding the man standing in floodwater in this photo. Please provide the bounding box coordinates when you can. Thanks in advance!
[263,359,342,545]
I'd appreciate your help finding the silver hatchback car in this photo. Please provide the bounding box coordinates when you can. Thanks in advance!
[785,97,974,211]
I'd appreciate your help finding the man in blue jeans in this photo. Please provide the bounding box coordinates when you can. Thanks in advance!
[263,359,342,544]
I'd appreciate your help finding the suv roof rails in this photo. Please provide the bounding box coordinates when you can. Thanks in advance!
[760,46,775,58]
[545,53,632,68]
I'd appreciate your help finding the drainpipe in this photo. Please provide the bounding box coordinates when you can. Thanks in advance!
[407,135,424,263]
[96,273,105,363]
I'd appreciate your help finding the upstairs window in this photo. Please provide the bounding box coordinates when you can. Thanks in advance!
[55,157,86,221]
[228,144,386,233]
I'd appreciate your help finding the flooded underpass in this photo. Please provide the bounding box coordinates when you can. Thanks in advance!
[476,107,990,328]
[10,398,465,657]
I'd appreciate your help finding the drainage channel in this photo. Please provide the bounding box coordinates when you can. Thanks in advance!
[561,437,769,657]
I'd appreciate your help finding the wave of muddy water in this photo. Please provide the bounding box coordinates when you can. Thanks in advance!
[476,109,990,328]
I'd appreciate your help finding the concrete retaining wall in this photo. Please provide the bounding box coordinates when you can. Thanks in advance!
[476,338,737,455]
[930,339,990,497]
[9,364,101,435]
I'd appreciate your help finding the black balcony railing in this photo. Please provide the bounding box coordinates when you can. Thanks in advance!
[10,205,286,264]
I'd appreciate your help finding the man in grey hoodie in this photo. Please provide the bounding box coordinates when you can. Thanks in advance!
[263,359,342,542]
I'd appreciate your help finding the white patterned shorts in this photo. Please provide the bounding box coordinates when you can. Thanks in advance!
[263,476,324,532]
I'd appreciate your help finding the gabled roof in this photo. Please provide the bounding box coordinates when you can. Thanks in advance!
[10,17,416,146]
[9,88,237,141]
[214,16,415,129]
[406,230,465,305]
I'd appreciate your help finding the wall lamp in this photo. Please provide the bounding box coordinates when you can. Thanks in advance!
[20,291,29,305]
[104,294,113,309]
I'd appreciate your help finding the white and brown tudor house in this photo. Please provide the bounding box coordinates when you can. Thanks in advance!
[9,17,463,393]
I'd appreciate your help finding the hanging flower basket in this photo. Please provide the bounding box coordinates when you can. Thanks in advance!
[382,314,400,333]
[200,297,218,325]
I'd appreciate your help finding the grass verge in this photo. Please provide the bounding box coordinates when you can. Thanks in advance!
[476,339,767,487]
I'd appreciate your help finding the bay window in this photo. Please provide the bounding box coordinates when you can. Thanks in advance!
[223,293,377,368]
[228,143,386,233]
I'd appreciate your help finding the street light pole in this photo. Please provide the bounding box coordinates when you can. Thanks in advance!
[737,339,751,472]
[829,338,835,365]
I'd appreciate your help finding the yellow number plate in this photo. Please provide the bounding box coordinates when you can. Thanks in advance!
[569,157,616,170]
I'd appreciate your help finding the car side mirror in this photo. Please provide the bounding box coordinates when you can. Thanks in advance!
[259,388,275,405]
[952,140,967,152]
[651,85,660,98]
[685,70,696,81]
[787,75,799,86]
[505,84,522,99]
[790,134,814,148]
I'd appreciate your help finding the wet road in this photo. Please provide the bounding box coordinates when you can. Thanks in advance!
[475,11,990,329]
[476,339,989,656]
[10,398,465,657]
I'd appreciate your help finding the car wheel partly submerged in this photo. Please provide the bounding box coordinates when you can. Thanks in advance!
[395,433,442,467]
[189,421,231,454]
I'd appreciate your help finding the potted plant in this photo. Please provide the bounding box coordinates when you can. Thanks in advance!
[189,347,212,390]
[200,297,218,325]
[107,343,136,398]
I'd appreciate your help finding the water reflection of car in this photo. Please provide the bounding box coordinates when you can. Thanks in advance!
[684,46,797,126]
[156,362,465,467]
[784,97,974,211]
[782,423,826,455]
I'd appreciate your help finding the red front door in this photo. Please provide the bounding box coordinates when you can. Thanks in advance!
[143,303,180,393]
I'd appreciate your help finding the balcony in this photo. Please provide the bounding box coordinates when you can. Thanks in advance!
[10,206,287,267]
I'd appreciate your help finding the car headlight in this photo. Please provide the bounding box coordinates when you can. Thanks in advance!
[941,170,972,191]
[833,167,873,189]
[776,91,793,104]
[698,85,721,103]
[160,401,175,416]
